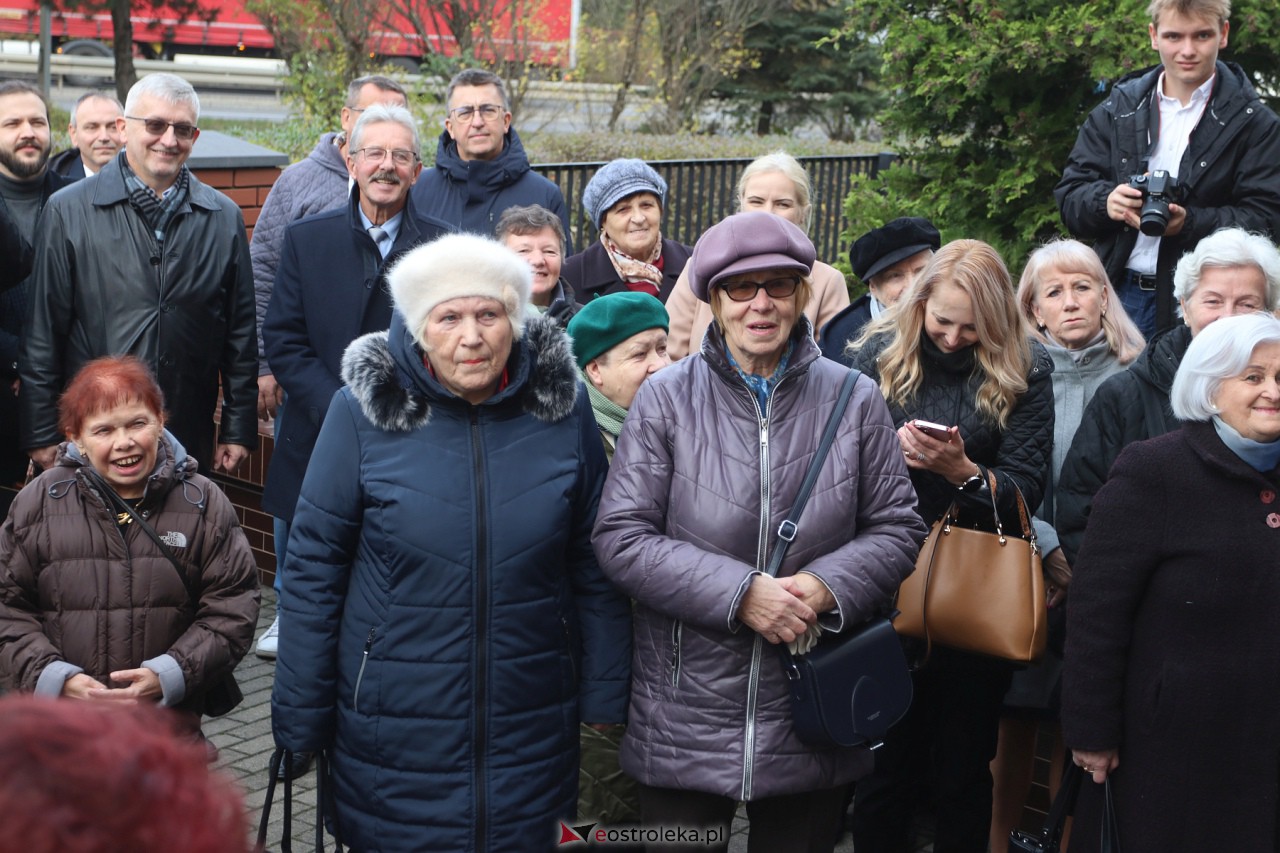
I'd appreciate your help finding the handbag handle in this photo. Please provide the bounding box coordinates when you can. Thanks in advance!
[256,748,345,852]
[764,368,860,578]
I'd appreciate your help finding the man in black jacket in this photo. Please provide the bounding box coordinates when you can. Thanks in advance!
[0,82,71,512]
[20,73,257,475]
[1054,0,1280,339]
[48,91,123,180]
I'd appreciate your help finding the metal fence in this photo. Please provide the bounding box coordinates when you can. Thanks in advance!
[533,153,897,263]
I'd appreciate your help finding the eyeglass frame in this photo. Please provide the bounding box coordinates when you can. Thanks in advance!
[717,275,802,302]
[350,147,420,167]
[446,103,507,122]
[123,115,199,141]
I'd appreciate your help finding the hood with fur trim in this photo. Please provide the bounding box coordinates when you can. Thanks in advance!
[340,310,579,433]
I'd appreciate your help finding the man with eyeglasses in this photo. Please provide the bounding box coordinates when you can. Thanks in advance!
[250,75,407,426]
[258,106,450,700]
[20,73,258,479]
[411,68,572,249]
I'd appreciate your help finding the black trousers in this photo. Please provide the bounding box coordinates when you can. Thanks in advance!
[636,782,845,853]
[851,646,1014,853]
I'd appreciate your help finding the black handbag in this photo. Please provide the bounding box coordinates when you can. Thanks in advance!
[1009,762,1122,853]
[771,369,913,749]
[83,467,244,717]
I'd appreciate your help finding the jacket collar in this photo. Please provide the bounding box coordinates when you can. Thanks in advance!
[431,126,532,188]
[90,153,220,212]
[340,310,580,432]
[699,315,821,392]
[59,429,197,509]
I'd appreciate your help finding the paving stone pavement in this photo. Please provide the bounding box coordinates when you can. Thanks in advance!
[219,587,928,852]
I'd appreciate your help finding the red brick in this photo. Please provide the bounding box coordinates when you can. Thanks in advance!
[223,187,257,207]
[197,168,235,188]
[258,186,275,205]
[241,207,260,228]
[234,167,283,187]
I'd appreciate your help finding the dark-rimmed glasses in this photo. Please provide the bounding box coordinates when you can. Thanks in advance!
[719,276,801,302]
[125,116,198,140]
[448,104,505,122]
[351,147,419,167]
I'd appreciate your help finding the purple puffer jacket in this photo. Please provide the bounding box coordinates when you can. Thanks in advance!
[593,322,926,801]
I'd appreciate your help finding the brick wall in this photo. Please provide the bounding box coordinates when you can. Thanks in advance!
[193,162,282,586]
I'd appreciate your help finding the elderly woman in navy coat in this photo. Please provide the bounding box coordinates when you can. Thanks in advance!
[1063,312,1280,852]
[270,233,631,852]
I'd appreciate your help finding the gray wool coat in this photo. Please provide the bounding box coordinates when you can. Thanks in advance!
[593,321,927,801]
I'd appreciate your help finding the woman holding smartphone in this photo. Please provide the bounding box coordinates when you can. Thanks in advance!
[847,239,1055,853]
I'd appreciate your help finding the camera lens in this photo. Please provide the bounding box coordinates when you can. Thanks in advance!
[1139,198,1170,236]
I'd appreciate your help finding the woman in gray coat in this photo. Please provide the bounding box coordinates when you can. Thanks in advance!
[593,212,926,852]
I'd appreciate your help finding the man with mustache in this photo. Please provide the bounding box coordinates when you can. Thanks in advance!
[260,105,449,674]
[49,91,124,180]
[20,73,258,478]
[0,81,70,513]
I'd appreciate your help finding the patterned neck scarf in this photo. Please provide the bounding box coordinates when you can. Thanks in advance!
[601,231,664,297]
[728,340,795,415]
[581,368,629,438]
[119,151,190,243]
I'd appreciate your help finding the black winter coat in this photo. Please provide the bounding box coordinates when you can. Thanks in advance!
[19,157,258,468]
[1055,61,1280,334]
[1062,422,1280,852]
[852,333,1054,529]
[1055,324,1188,564]
[817,293,874,367]
[562,238,692,305]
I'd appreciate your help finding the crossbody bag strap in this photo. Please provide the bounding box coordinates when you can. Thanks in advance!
[764,368,860,578]
[83,467,197,605]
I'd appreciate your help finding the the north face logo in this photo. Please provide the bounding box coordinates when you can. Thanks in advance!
[160,531,188,548]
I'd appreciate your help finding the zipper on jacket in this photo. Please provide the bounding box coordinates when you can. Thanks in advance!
[669,620,683,687]
[561,616,578,684]
[741,381,784,802]
[353,628,375,713]
[469,409,490,849]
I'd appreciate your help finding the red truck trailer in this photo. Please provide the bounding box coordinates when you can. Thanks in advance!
[0,0,578,69]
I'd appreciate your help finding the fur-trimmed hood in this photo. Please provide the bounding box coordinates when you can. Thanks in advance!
[341,309,579,432]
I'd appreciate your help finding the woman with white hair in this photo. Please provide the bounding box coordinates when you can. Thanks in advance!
[270,233,631,852]
[1062,311,1280,852]
[664,151,851,359]
[1055,227,1280,565]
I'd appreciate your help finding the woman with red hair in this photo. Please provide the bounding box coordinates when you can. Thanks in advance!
[0,695,251,853]
[0,356,259,734]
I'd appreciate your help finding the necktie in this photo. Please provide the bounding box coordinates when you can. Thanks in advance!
[368,225,391,259]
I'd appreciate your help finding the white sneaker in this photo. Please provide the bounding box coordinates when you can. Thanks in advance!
[255,614,280,659]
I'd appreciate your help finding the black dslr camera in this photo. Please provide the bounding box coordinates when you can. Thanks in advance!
[1126,170,1184,237]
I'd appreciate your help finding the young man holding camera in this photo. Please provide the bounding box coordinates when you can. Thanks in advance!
[1055,0,1280,338]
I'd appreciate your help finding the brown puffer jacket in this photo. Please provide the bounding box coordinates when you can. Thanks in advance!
[593,320,927,801]
[0,433,260,714]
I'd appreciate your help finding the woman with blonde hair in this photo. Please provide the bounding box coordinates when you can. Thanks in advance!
[988,240,1144,852]
[848,239,1054,853]
[665,151,849,359]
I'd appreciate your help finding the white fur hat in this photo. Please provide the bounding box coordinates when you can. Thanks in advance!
[388,233,532,342]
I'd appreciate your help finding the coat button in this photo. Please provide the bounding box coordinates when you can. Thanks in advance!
[1262,490,1276,504]
[1268,513,1280,528]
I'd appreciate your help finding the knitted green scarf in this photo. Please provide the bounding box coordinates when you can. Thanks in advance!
[581,368,628,438]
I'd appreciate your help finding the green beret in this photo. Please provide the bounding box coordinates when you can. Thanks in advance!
[567,292,670,369]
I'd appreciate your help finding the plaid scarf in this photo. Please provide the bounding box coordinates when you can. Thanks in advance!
[601,232,664,297]
[118,151,190,243]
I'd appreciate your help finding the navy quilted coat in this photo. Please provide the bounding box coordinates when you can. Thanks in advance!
[270,312,631,853]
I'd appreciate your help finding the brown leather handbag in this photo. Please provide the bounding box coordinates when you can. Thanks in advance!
[894,470,1047,663]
